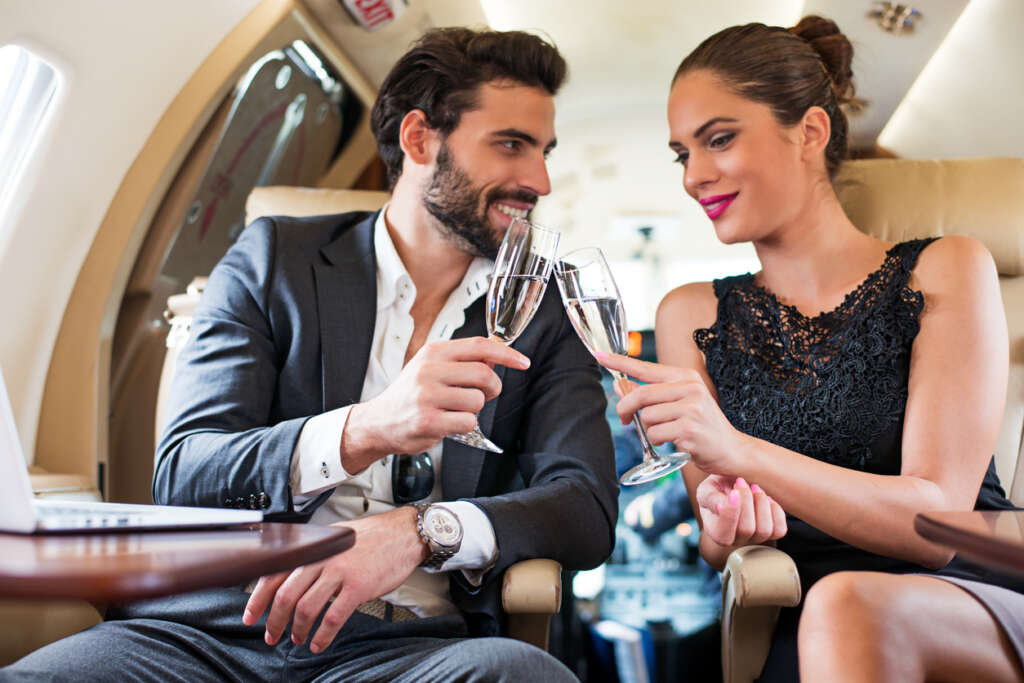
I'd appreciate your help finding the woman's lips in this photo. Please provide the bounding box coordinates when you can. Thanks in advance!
[699,192,738,220]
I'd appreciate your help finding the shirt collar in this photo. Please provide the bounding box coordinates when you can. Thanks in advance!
[373,205,411,312]
[374,206,492,314]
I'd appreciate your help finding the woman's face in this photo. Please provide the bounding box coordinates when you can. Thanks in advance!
[667,69,812,244]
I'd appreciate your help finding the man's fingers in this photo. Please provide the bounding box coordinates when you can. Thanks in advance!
[243,573,288,626]
[435,362,502,400]
[431,386,490,414]
[290,575,343,646]
[308,593,360,654]
[263,565,321,645]
[443,337,529,369]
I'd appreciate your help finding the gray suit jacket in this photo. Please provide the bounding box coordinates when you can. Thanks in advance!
[154,211,618,635]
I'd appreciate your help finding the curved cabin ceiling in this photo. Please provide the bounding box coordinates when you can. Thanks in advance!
[0,0,1022,469]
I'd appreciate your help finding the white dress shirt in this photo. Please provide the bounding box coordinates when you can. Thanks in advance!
[289,206,498,617]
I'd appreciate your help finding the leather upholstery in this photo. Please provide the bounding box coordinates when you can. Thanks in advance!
[723,157,1024,683]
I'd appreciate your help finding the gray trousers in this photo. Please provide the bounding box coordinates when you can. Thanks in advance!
[1,588,576,682]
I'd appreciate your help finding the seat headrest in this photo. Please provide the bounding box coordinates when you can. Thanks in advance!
[836,158,1024,276]
[245,187,389,226]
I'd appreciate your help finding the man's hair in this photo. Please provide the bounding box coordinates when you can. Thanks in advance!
[370,27,567,189]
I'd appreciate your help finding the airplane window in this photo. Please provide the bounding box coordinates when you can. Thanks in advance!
[0,45,59,225]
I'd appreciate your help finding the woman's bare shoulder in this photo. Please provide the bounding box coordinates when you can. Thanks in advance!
[915,235,996,281]
[657,281,719,332]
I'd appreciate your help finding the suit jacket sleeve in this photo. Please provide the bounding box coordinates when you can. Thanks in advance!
[153,217,320,517]
[461,292,619,580]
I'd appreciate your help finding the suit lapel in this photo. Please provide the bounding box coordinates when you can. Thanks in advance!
[441,298,504,499]
[314,213,377,411]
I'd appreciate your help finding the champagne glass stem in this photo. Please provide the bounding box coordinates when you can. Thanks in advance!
[613,370,660,461]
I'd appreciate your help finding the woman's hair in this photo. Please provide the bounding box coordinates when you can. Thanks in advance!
[370,27,567,189]
[673,16,857,179]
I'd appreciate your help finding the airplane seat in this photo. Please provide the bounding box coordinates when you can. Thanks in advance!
[155,186,563,651]
[721,157,1024,683]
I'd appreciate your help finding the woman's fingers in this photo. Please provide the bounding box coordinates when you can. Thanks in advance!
[749,483,774,543]
[769,495,788,539]
[732,478,756,542]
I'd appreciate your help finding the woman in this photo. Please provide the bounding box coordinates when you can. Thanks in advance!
[596,16,1024,682]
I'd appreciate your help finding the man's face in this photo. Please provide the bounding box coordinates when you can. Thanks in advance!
[422,81,556,259]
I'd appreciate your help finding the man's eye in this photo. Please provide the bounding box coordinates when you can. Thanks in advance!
[500,140,521,152]
[709,132,734,149]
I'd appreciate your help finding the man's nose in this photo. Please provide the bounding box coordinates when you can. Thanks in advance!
[520,153,552,197]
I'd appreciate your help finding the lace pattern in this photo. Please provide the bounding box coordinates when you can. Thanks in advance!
[695,239,938,470]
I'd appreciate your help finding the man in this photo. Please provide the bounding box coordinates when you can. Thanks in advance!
[4,27,616,681]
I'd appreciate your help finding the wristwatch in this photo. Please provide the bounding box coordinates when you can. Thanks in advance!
[410,503,463,569]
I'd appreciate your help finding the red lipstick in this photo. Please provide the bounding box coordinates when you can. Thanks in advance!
[699,192,738,220]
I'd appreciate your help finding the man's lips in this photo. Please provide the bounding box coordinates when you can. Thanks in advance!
[699,192,738,220]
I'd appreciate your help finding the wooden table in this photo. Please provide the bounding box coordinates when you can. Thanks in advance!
[914,510,1024,576]
[0,523,354,602]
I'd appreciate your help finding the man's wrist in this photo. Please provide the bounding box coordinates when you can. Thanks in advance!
[399,505,431,565]
[339,402,390,473]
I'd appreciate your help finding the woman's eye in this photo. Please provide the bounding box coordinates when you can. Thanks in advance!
[709,132,734,149]
[673,152,689,166]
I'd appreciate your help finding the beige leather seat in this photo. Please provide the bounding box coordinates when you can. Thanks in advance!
[722,157,1024,683]
[158,186,563,651]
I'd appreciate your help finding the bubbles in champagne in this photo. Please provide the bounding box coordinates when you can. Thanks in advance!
[563,296,627,356]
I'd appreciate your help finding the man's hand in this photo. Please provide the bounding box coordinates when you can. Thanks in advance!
[242,506,427,653]
[342,337,530,471]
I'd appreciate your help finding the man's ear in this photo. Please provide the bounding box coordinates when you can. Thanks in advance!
[799,105,831,161]
[399,109,439,167]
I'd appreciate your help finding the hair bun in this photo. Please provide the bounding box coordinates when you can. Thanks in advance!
[789,15,856,104]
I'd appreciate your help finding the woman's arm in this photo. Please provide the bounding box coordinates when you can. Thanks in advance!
[612,236,1008,569]
[654,283,786,570]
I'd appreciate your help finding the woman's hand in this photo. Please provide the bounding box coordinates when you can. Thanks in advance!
[595,352,748,475]
[696,474,787,547]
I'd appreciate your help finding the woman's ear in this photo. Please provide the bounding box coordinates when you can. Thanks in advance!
[799,105,831,161]
[398,110,439,167]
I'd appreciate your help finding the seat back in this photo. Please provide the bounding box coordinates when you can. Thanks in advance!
[155,188,390,444]
[835,158,1024,504]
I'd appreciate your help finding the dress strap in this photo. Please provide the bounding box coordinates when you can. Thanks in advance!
[890,237,940,274]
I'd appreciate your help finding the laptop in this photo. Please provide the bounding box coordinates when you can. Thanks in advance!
[0,367,263,533]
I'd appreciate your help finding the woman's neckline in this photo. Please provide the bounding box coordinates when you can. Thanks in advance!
[744,241,902,323]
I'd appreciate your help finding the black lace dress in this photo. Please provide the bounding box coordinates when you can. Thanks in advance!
[694,238,1023,679]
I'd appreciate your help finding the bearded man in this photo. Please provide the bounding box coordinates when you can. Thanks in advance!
[3,27,616,682]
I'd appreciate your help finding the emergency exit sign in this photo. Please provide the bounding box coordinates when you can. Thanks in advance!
[341,0,407,31]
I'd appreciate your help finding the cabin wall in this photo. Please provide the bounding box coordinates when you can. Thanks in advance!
[0,0,261,463]
[879,0,1024,158]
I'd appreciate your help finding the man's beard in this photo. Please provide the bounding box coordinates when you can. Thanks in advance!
[422,142,536,260]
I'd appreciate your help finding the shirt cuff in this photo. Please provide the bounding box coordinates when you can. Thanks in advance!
[290,405,372,504]
[424,501,498,586]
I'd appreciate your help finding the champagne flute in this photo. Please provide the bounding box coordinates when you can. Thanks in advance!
[554,247,689,485]
[448,217,560,453]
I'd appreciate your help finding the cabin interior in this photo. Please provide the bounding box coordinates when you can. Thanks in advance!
[1,0,1023,680]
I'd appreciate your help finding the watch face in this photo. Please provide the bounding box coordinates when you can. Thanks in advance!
[422,507,461,546]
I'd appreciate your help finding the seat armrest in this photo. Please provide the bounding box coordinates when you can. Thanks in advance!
[724,545,801,608]
[501,559,562,651]
[721,546,801,683]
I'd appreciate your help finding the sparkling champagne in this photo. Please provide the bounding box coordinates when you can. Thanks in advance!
[563,296,627,356]
[487,274,547,343]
